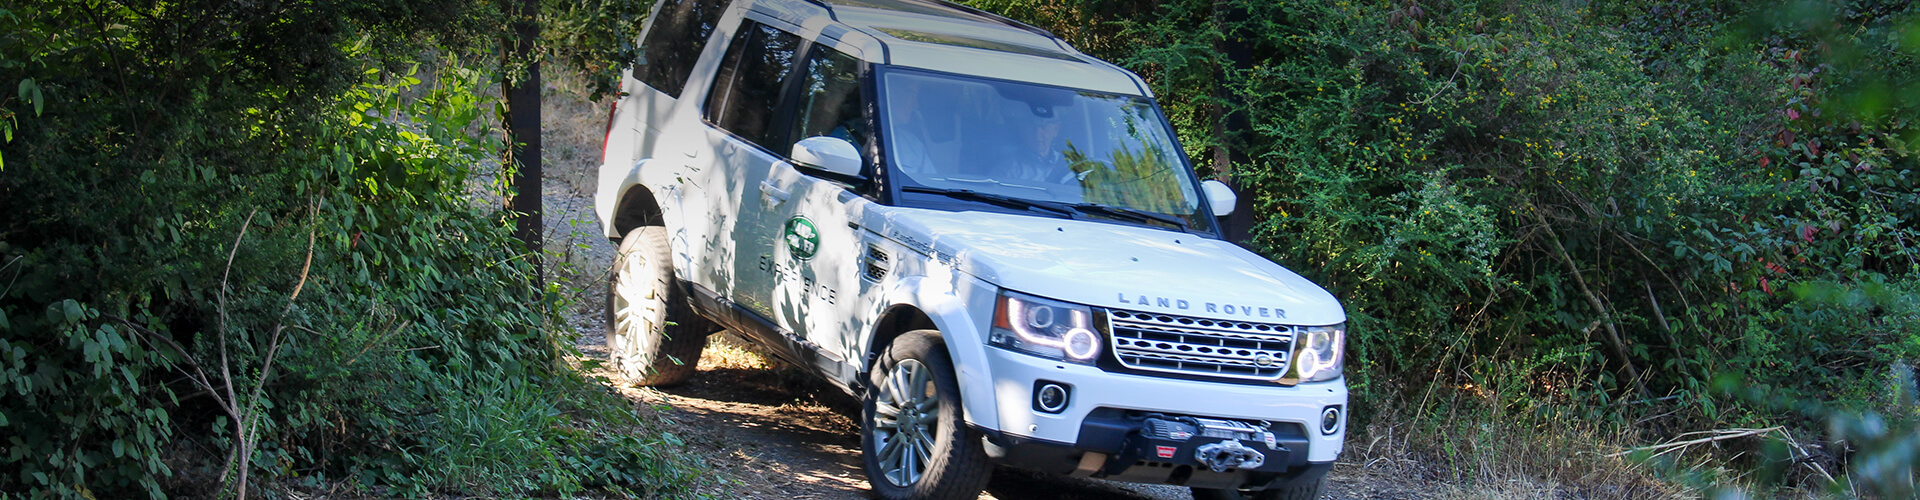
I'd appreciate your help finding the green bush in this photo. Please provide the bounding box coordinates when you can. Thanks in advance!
[973,0,1920,489]
[0,0,698,497]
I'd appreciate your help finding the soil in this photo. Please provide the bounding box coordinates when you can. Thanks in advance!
[572,326,1434,500]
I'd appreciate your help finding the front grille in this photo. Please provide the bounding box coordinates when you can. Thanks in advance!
[1106,309,1293,381]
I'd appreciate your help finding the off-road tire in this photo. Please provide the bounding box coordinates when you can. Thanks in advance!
[861,330,992,500]
[606,226,714,386]
[1191,475,1327,500]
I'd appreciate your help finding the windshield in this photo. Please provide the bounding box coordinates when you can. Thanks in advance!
[880,68,1215,234]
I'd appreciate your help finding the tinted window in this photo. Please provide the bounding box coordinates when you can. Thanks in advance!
[790,46,868,153]
[636,0,731,97]
[705,21,802,152]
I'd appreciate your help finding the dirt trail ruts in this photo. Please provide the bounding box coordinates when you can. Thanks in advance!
[575,323,1420,500]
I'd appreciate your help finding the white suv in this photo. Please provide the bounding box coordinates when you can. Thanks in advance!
[594,1,1348,498]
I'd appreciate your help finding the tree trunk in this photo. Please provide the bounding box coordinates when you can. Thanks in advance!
[1211,0,1256,244]
[505,0,543,282]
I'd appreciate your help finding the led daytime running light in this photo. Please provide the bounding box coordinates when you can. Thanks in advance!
[993,291,1102,363]
[1062,328,1099,360]
[1290,324,1346,382]
[1007,299,1093,354]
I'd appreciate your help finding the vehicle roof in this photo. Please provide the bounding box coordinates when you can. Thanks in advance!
[754,0,1151,96]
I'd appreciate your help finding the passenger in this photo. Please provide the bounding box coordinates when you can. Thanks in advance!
[888,79,941,175]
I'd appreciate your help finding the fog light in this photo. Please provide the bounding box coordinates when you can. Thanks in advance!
[1034,381,1070,414]
[1320,406,1342,435]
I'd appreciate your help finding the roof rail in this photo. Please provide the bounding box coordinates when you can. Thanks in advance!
[801,0,842,21]
[926,0,1054,39]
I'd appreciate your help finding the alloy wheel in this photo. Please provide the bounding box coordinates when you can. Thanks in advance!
[871,358,940,487]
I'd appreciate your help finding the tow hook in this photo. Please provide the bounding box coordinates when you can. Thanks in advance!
[1194,439,1265,472]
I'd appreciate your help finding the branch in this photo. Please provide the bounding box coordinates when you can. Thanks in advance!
[1608,427,1783,459]
[345,320,412,366]
[1529,205,1651,399]
[1610,229,1694,317]
[0,255,22,300]
[215,208,257,497]
[106,315,237,420]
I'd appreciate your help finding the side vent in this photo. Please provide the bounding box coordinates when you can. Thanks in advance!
[863,244,891,282]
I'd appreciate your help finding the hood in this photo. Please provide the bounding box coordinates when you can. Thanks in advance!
[868,209,1346,326]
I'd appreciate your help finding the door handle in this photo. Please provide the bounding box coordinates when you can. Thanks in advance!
[759,181,790,203]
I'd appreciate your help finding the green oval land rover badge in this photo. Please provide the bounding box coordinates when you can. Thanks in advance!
[784,216,820,260]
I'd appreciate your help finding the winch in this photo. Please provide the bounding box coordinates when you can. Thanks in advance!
[1136,413,1278,472]
[1194,440,1266,472]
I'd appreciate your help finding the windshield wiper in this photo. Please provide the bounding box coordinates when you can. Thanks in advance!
[1068,203,1189,231]
[901,186,1077,218]
[901,186,1190,230]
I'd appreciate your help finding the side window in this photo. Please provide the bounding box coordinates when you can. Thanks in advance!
[790,46,869,153]
[636,0,732,97]
[704,21,803,152]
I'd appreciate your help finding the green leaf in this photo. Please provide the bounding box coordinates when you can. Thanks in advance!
[62,300,82,322]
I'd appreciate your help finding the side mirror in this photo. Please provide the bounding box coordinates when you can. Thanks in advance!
[790,136,863,177]
[1201,179,1236,217]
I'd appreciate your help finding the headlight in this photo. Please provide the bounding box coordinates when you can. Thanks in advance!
[989,290,1101,364]
[1287,323,1345,382]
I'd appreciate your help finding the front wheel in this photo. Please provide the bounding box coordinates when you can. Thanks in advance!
[606,226,714,386]
[1191,475,1327,500]
[861,330,992,500]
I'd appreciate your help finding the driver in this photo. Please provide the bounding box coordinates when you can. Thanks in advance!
[1004,110,1074,185]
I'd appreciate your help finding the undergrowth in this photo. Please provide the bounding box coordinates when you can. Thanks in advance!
[0,0,702,497]
[968,0,1920,495]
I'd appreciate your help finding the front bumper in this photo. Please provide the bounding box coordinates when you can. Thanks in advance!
[980,411,1335,490]
[979,346,1345,488]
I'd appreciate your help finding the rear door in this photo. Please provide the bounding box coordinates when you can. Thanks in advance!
[698,18,807,313]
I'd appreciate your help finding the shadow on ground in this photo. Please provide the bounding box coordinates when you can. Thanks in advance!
[614,334,1192,500]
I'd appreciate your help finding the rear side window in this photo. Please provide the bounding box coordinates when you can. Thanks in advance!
[790,46,869,152]
[636,0,732,97]
[705,21,803,152]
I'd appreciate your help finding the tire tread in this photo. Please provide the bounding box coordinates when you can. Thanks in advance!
[863,331,992,500]
[607,226,715,386]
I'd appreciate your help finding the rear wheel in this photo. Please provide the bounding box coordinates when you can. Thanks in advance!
[606,226,713,386]
[1191,475,1327,500]
[861,330,991,500]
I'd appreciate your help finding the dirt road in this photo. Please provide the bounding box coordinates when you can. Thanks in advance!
[576,328,1432,500]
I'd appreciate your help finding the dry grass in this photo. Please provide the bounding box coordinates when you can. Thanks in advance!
[701,333,777,371]
[1343,386,1692,500]
[536,67,624,333]
[541,69,610,198]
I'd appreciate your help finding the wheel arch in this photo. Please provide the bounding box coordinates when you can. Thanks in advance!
[865,277,1002,433]
[863,304,937,375]
[610,184,665,242]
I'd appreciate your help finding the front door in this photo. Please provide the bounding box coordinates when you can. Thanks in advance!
[761,41,874,368]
